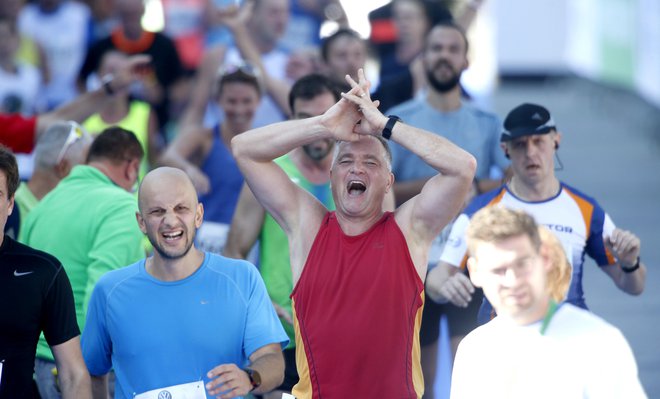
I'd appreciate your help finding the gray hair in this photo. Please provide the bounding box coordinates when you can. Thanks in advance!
[331,135,392,172]
[33,121,91,170]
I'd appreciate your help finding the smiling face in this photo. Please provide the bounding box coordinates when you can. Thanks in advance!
[217,82,260,134]
[330,136,393,218]
[137,168,203,260]
[423,25,468,93]
[504,132,560,187]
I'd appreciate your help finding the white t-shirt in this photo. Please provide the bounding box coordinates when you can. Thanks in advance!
[451,304,647,399]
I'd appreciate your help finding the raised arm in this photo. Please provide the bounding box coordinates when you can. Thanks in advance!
[232,78,367,280]
[223,183,265,259]
[37,55,151,138]
[217,1,293,116]
[158,126,211,194]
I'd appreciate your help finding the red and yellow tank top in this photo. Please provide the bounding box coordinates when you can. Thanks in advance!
[291,212,425,398]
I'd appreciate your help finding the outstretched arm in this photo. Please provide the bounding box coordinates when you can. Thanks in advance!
[37,55,151,138]
[217,1,293,116]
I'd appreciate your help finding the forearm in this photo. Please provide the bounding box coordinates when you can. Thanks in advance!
[60,369,92,399]
[248,352,285,394]
[616,262,646,295]
[390,122,476,180]
[37,89,109,137]
[232,116,330,163]
[91,374,108,399]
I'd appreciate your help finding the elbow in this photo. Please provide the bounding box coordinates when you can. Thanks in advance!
[461,152,478,181]
[230,134,247,159]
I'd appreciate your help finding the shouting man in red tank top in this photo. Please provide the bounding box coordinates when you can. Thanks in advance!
[232,69,476,399]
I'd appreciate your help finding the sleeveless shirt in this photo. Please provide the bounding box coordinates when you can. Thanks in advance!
[291,212,425,398]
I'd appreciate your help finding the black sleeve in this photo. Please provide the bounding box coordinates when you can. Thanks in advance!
[77,41,107,86]
[42,266,80,347]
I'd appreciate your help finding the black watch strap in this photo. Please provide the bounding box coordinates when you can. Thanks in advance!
[382,115,401,140]
[620,256,640,273]
[243,368,261,392]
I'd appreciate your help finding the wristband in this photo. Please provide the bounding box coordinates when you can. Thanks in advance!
[243,368,261,392]
[620,256,640,273]
[382,115,401,140]
[101,74,115,95]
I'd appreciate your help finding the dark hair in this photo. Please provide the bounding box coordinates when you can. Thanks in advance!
[86,126,144,165]
[0,145,19,199]
[288,74,341,113]
[321,28,363,62]
[216,66,261,99]
[425,20,469,54]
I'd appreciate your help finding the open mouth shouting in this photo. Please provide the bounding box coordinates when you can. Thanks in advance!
[347,180,367,197]
[162,230,184,242]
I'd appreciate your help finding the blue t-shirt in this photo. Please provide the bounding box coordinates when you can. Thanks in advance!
[82,253,288,398]
[386,98,509,181]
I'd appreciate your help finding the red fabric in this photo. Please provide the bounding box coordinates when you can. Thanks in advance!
[0,114,37,153]
[370,19,398,44]
[291,212,424,398]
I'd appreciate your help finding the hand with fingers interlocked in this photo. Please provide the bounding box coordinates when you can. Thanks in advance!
[320,68,387,142]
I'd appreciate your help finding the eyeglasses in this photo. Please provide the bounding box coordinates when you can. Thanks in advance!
[56,121,87,164]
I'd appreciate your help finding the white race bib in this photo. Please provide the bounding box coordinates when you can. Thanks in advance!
[134,380,206,399]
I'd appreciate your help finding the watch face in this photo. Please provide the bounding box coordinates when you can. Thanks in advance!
[247,368,261,388]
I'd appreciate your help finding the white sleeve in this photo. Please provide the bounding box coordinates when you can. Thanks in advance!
[439,213,470,268]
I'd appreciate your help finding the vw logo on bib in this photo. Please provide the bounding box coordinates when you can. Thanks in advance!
[158,391,172,399]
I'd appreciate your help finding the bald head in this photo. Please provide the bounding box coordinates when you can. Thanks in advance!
[138,167,197,213]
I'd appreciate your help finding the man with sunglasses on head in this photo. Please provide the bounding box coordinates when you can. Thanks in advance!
[4,122,93,240]
[0,145,92,398]
[20,127,145,399]
[432,103,647,327]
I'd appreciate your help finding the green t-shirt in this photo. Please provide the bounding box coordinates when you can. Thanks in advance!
[20,165,145,361]
[259,155,335,347]
[14,182,39,240]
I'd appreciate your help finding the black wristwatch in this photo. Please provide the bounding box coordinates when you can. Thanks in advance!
[382,115,401,140]
[243,368,261,392]
[620,256,640,273]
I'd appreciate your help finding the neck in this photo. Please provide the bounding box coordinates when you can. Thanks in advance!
[27,170,61,200]
[426,87,462,112]
[248,26,275,54]
[289,148,332,185]
[145,247,205,282]
[335,209,384,236]
[508,175,560,201]
[88,161,125,190]
[509,296,553,326]
[396,39,422,63]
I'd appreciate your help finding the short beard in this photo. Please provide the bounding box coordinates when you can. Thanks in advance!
[148,231,195,260]
[302,140,333,161]
[426,66,462,94]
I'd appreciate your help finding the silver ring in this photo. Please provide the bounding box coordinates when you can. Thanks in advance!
[360,93,366,98]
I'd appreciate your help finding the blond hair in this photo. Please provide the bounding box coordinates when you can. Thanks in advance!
[539,226,571,302]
